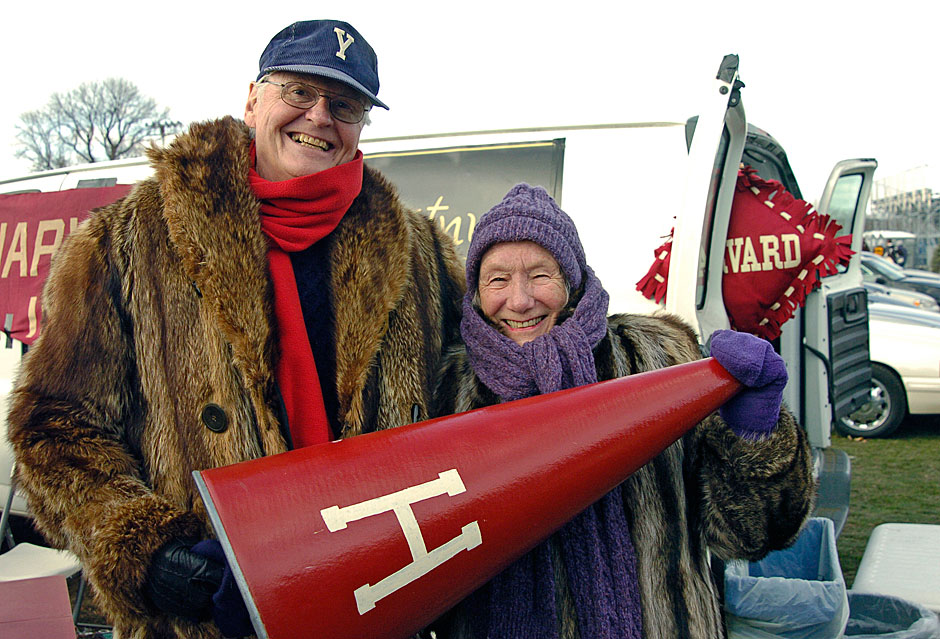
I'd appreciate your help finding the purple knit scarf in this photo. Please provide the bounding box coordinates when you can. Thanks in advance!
[461,266,643,639]
[462,264,610,401]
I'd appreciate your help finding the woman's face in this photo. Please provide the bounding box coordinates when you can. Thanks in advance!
[477,241,568,346]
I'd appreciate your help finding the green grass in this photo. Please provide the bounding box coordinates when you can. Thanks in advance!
[829,414,940,586]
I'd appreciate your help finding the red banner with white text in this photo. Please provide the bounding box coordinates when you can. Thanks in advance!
[0,186,132,344]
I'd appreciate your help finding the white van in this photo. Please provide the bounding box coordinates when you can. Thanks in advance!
[0,55,874,532]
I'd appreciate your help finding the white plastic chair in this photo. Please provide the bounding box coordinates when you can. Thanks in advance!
[0,469,86,624]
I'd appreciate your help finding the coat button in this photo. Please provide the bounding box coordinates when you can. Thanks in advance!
[201,403,228,433]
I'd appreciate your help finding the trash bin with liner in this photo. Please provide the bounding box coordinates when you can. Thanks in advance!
[724,517,850,639]
[845,592,940,638]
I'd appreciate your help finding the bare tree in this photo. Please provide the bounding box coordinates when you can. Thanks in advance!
[14,78,183,171]
[14,110,72,171]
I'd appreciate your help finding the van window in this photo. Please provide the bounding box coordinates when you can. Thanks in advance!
[821,173,864,277]
[365,140,565,259]
[826,174,863,237]
[77,178,118,188]
[741,147,787,188]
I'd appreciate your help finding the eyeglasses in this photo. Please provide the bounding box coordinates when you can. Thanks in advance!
[258,80,370,124]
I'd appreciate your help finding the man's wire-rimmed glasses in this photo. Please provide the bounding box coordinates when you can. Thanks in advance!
[258,79,370,124]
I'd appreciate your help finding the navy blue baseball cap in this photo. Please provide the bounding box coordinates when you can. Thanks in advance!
[257,20,388,110]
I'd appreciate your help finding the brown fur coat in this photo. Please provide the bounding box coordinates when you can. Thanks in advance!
[430,312,816,639]
[7,117,464,639]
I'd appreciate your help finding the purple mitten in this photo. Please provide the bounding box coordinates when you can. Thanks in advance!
[191,540,254,638]
[708,329,788,440]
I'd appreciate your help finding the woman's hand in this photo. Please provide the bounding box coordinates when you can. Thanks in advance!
[708,329,788,439]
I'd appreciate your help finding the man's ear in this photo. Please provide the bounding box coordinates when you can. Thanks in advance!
[244,82,259,127]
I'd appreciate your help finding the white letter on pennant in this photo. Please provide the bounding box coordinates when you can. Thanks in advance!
[320,469,482,615]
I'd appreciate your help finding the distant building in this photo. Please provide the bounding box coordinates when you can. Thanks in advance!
[870,165,937,218]
[868,166,939,269]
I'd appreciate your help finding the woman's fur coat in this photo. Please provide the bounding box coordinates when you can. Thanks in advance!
[7,117,464,638]
[430,312,816,639]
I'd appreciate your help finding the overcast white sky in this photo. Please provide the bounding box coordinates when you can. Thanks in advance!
[3,1,938,201]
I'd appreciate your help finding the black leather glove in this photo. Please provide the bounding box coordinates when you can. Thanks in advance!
[144,538,224,621]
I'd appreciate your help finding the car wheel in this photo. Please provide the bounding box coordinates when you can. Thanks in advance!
[836,363,907,438]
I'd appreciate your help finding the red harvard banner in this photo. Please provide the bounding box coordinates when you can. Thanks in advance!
[720,166,853,339]
[0,186,132,344]
[637,166,853,341]
[195,358,741,639]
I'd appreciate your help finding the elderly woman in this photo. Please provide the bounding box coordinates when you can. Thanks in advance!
[430,184,815,639]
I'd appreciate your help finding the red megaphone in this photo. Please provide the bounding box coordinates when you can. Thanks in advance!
[194,357,740,639]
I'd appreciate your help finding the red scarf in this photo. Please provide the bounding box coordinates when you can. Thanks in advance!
[249,144,364,447]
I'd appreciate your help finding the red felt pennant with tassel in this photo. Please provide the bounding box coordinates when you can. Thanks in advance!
[636,166,854,341]
[636,234,673,304]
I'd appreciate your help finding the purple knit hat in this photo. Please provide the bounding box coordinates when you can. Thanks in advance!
[466,184,586,292]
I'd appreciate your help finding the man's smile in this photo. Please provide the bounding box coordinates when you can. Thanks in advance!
[289,132,331,151]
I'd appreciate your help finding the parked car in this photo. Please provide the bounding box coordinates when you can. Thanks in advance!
[863,281,940,313]
[837,302,940,437]
[900,266,940,281]
[861,251,940,305]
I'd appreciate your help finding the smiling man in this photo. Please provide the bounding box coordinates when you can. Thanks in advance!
[8,19,464,639]
[246,73,365,178]
[245,21,386,181]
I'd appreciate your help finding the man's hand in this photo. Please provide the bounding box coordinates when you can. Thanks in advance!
[144,538,222,621]
[708,329,788,439]
[191,539,254,638]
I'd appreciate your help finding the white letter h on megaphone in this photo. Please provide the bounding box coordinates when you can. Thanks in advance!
[320,469,482,615]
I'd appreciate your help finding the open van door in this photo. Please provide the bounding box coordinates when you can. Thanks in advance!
[788,160,877,448]
[664,55,744,339]
[662,57,877,536]
[665,55,877,449]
